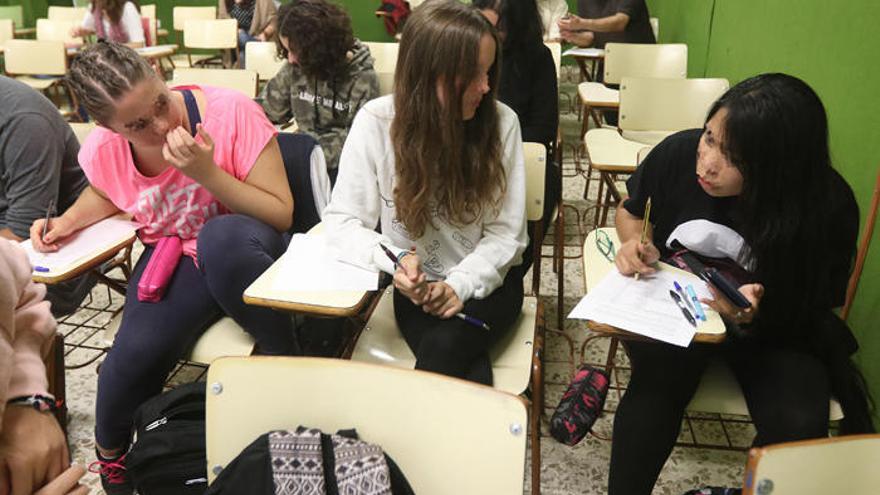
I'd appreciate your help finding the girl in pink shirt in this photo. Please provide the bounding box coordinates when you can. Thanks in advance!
[30,42,297,494]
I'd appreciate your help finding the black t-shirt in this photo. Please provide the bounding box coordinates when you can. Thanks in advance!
[578,0,656,47]
[623,129,859,313]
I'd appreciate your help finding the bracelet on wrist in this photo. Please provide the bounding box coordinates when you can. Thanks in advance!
[7,394,60,413]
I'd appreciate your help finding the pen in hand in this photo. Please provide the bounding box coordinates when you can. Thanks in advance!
[41,198,56,243]
[635,197,652,281]
[379,243,491,331]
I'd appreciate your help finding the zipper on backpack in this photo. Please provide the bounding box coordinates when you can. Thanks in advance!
[145,417,167,431]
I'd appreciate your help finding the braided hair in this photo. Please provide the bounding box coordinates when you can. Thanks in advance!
[66,41,155,124]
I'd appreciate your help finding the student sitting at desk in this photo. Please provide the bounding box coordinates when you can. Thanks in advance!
[30,42,297,494]
[260,0,380,180]
[609,73,873,495]
[0,76,97,317]
[474,0,560,274]
[70,1,146,48]
[323,0,527,386]
[557,0,655,49]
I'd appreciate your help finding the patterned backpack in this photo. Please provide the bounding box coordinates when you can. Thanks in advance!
[205,426,414,495]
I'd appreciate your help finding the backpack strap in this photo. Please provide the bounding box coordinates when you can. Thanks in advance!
[320,433,339,495]
[179,89,202,136]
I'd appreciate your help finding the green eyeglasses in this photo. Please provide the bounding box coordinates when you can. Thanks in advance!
[596,230,616,263]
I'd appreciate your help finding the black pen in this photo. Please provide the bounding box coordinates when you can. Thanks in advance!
[379,243,491,331]
[668,289,697,327]
[41,199,55,243]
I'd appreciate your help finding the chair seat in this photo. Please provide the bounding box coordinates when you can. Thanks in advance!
[16,75,63,90]
[585,128,653,172]
[578,81,619,108]
[104,314,254,364]
[351,288,538,395]
[620,129,673,146]
[689,360,844,420]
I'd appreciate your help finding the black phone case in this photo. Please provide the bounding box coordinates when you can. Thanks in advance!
[701,268,751,308]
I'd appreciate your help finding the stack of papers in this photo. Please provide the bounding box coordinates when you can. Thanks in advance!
[271,234,378,292]
[569,265,714,347]
[562,47,605,58]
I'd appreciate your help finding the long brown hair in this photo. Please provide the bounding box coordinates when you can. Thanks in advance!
[391,0,504,238]
[92,0,134,24]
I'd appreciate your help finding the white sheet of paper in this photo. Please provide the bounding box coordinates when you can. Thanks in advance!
[568,264,714,347]
[563,47,605,58]
[20,218,138,273]
[272,234,378,291]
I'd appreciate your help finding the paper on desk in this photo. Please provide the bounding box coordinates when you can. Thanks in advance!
[562,47,605,58]
[272,234,378,291]
[20,218,138,273]
[568,265,713,347]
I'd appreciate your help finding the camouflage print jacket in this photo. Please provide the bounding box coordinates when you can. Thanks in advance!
[260,39,380,171]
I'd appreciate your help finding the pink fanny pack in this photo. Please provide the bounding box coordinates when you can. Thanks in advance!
[137,236,183,303]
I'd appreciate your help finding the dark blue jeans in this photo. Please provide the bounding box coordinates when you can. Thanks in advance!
[95,214,297,449]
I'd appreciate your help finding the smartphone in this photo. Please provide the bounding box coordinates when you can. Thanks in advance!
[700,268,751,309]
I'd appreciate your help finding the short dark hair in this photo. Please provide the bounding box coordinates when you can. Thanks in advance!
[275,0,354,80]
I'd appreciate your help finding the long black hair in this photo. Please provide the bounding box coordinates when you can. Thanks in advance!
[471,0,544,52]
[707,73,857,333]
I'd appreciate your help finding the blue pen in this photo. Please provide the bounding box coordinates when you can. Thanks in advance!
[379,243,491,331]
[685,284,707,321]
[34,266,50,273]
[673,281,694,313]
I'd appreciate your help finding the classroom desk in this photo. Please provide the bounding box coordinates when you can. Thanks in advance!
[580,227,726,345]
[30,223,136,294]
[243,227,372,319]
[14,27,36,37]
[583,129,653,227]
[563,46,605,82]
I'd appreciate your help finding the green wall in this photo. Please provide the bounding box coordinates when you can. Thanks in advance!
[646,0,880,424]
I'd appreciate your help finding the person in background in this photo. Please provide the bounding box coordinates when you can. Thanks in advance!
[474,0,560,274]
[609,73,874,494]
[218,0,277,67]
[71,0,145,47]
[39,41,298,494]
[558,0,655,48]
[536,0,568,40]
[0,76,96,317]
[261,0,380,180]
[323,0,526,386]
[0,239,89,495]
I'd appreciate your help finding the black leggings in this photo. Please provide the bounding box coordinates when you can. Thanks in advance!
[393,270,524,386]
[609,339,831,495]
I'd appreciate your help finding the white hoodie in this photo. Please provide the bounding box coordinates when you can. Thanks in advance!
[323,95,527,303]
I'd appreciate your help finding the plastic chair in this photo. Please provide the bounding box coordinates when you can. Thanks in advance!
[578,42,687,132]
[172,6,216,32]
[69,122,96,144]
[585,77,729,226]
[205,357,529,494]
[0,18,13,45]
[36,18,81,45]
[46,6,88,23]
[244,41,284,81]
[363,41,398,95]
[182,18,237,69]
[742,434,880,494]
[171,68,259,98]
[350,143,552,493]
[2,39,78,119]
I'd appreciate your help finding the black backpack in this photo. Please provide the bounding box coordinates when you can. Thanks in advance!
[206,426,414,495]
[126,382,208,495]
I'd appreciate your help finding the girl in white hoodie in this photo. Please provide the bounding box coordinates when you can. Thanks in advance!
[324,0,527,385]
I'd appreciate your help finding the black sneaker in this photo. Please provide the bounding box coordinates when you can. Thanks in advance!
[89,450,134,495]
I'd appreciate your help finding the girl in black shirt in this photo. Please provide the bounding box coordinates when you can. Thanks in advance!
[610,73,872,494]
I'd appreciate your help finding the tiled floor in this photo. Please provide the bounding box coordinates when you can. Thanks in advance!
[58,68,752,494]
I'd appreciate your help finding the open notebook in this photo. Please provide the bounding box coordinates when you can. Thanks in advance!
[20,217,138,277]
